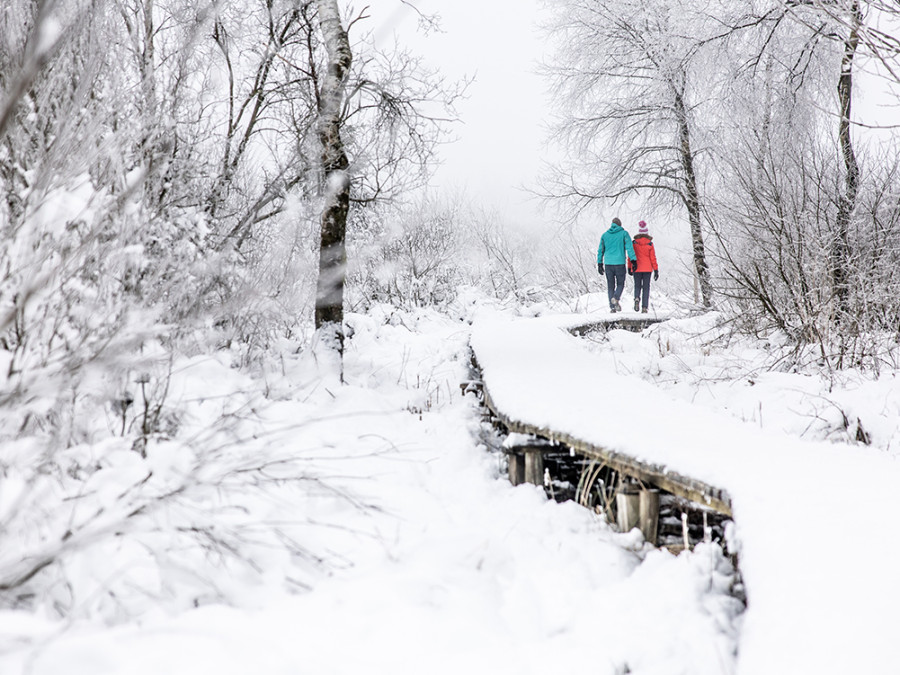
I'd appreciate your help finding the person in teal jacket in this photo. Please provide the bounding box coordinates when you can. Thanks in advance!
[597,217,637,313]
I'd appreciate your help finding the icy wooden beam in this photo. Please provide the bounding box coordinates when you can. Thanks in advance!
[567,317,663,336]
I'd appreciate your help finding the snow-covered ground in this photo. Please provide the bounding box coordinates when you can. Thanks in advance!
[2,291,897,674]
[471,294,900,675]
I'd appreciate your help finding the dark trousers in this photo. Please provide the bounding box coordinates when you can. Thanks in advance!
[605,264,627,306]
[634,272,652,309]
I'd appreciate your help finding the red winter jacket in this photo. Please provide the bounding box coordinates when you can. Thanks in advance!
[631,234,658,273]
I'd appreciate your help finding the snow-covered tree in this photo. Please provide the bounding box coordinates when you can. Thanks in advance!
[708,0,900,365]
[541,0,716,307]
[312,0,353,363]
[0,0,460,616]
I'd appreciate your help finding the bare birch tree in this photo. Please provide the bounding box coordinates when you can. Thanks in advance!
[312,0,352,363]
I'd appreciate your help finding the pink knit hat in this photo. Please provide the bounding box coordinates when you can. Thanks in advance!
[638,220,649,234]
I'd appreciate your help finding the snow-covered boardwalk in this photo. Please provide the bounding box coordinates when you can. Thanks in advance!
[471,312,900,675]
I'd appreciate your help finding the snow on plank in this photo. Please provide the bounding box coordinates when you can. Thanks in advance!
[470,311,900,675]
[481,369,732,515]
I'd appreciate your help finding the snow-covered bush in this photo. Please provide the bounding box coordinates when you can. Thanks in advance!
[349,198,585,311]
[542,222,599,299]
[349,199,464,310]
[713,140,900,371]
[0,2,308,619]
[463,208,538,301]
[0,352,360,621]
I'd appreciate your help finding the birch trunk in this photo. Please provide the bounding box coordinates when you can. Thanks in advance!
[832,1,861,319]
[673,85,713,308]
[313,0,352,357]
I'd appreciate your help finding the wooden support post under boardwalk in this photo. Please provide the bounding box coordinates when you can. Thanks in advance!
[524,449,544,486]
[616,486,640,533]
[617,486,660,546]
[504,433,554,487]
[508,454,525,486]
[639,489,660,546]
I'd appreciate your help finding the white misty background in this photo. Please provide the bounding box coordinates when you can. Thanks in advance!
[0,0,899,673]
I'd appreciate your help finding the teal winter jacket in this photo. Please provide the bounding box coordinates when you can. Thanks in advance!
[597,223,636,266]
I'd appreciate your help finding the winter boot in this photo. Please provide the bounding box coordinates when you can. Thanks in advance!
[634,298,640,312]
[641,307,648,314]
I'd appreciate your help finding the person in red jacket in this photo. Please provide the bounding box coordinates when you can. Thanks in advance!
[630,220,659,313]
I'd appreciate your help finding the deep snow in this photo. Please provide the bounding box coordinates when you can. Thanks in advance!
[3,293,897,674]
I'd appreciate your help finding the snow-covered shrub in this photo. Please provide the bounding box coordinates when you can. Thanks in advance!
[210,199,321,359]
[543,223,596,299]
[0,1,304,620]
[349,199,463,310]
[350,196,599,312]
[0,353,360,621]
[459,208,542,302]
[712,134,900,371]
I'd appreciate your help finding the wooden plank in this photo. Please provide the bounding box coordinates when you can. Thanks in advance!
[508,453,525,486]
[503,436,557,453]
[616,490,640,532]
[482,386,733,517]
[524,450,544,486]
[639,489,660,545]
[567,317,662,336]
